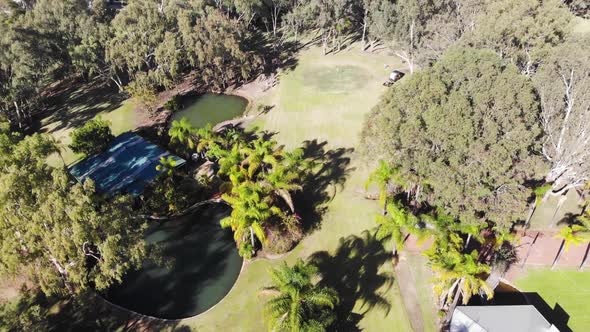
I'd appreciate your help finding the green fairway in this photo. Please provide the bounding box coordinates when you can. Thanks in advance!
[184,46,420,331]
[303,65,371,94]
[99,99,139,136]
[515,268,590,331]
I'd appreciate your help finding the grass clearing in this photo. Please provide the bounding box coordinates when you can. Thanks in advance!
[529,189,582,230]
[185,46,417,331]
[40,82,141,166]
[515,267,590,331]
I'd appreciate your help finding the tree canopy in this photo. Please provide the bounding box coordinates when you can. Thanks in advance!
[361,47,545,228]
[107,0,262,93]
[464,0,572,75]
[69,117,114,157]
[534,35,590,191]
[0,125,147,296]
[262,259,339,332]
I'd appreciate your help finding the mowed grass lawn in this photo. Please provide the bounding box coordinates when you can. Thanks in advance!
[515,268,590,331]
[184,46,431,331]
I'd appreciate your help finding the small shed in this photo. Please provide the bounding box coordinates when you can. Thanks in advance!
[69,132,186,196]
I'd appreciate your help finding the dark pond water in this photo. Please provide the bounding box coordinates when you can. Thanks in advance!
[105,204,243,319]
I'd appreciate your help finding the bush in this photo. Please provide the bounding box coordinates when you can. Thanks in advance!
[264,216,303,255]
[0,288,48,332]
[69,117,114,156]
[163,95,181,112]
[126,73,159,113]
[239,242,254,259]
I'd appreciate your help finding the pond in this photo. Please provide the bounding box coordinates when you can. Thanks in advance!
[104,203,243,319]
[170,93,248,129]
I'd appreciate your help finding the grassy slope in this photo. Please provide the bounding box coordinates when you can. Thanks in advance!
[515,268,590,331]
[185,47,421,331]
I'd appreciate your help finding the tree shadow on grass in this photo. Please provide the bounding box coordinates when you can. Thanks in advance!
[9,289,191,332]
[31,76,126,136]
[309,230,394,331]
[295,139,355,232]
[246,31,301,78]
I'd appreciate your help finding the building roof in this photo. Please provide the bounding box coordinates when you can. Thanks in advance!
[451,305,560,332]
[69,132,185,196]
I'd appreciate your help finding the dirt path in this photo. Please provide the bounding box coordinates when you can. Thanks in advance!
[504,231,590,281]
[395,255,426,332]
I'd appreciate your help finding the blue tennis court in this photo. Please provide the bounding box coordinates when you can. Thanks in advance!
[69,132,186,196]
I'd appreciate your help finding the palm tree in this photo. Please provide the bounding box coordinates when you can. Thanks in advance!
[421,209,483,249]
[263,162,303,213]
[365,160,402,215]
[455,223,483,249]
[241,137,281,178]
[169,117,196,150]
[375,200,419,258]
[155,156,177,177]
[262,259,339,332]
[221,181,280,251]
[430,250,493,323]
[282,148,313,175]
[194,124,218,155]
[552,223,590,269]
[217,145,245,178]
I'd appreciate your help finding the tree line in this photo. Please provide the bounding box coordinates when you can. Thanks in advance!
[2,0,585,130]
[360,0,589,326]
[0,0,266,129]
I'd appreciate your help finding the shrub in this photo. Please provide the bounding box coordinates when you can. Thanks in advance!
[126,73,158,113]
[239,242,254,259]
[264,216,303,255]
[163,95,181,112]
[69,117,114,156]
[0,288,48,332]
[141,175,194,216]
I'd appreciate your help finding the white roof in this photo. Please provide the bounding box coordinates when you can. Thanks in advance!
[450,305,560,332]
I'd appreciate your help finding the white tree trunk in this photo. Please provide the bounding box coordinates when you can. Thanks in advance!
[50,257,74,293]
[361,10,368,50]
